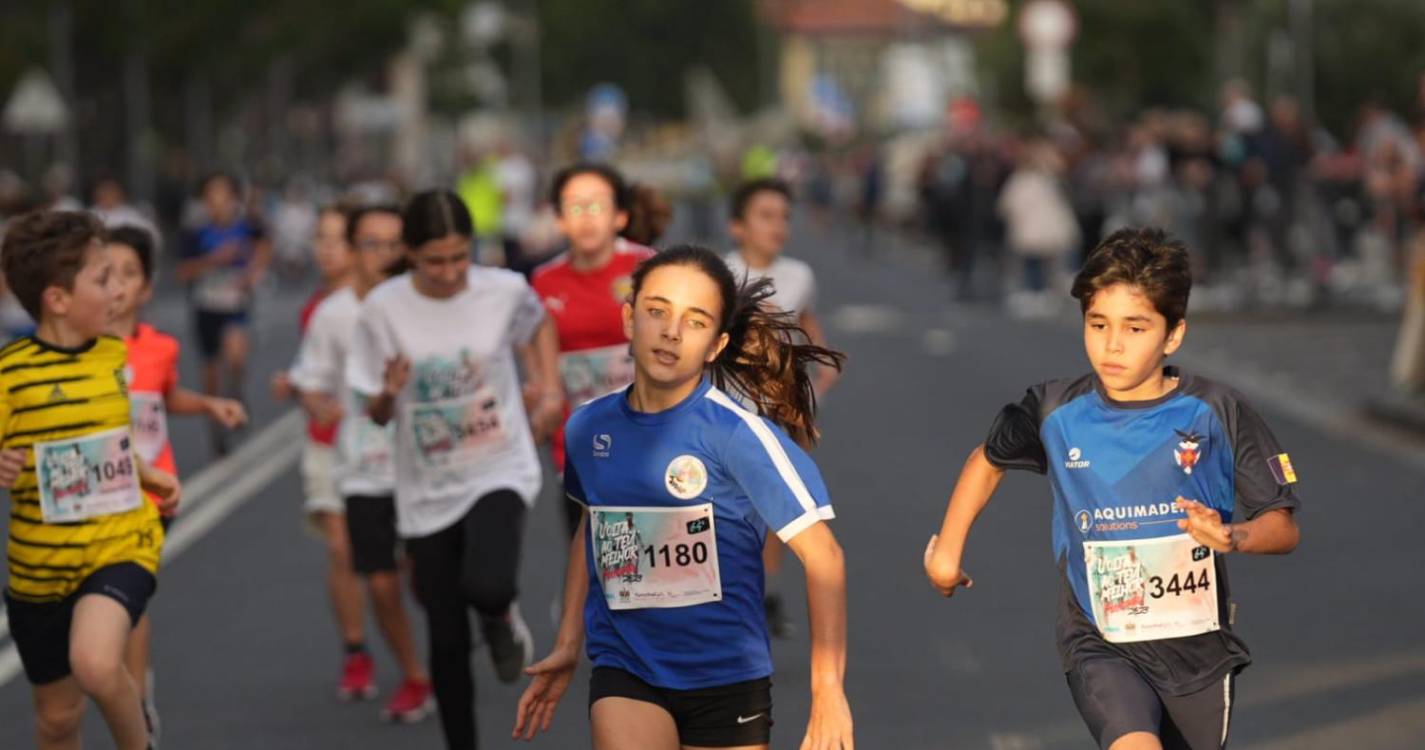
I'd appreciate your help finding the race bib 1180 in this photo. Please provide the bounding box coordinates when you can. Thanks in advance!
[1083,533,1220,644]
[590,504,722,611]
[36,427,142,523]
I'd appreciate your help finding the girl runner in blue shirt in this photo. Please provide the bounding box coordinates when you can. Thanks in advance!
[513,245,854,749]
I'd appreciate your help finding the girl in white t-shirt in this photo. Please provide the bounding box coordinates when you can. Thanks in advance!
[348,190,564,749]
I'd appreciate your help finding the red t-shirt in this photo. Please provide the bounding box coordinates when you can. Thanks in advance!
[126,324,181,511]
[300,288,339,445]
[531,240,654,469]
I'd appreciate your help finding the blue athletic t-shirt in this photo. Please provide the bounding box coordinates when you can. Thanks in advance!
[984,367,1301,695]
[182,219,264,313]
[564,378,834,690]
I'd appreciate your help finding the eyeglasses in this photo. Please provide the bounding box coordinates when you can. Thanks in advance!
[354,239,401,252]
[561,200,612,217]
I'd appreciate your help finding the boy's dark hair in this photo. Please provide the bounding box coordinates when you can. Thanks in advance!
[346,204,402,245]
[729,178,792,221]
[107,224,157,281]
[1071,227,1192,330]
[1,211,107,319]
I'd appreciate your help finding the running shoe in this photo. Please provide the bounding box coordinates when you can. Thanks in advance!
[481,602,534,683]
[764,594,795,638]
[381,679,434,723]
[338,651,377,701]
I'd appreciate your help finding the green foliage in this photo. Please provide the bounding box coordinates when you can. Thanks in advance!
[534,0,762,117]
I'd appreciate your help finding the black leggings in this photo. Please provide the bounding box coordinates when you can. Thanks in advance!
[407,489,527,750]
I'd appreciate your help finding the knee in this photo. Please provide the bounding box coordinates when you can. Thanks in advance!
[462,576,516,617]
[69,644,127,698]
[34,693,83,743]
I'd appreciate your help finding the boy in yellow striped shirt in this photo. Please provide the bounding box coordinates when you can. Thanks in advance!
[0,211,180,750]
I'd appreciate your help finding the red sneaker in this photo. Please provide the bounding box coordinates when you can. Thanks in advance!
[338,652,377,702]
[381,679,434,723]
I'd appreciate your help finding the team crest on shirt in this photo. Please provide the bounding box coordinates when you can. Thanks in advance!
[114,367,129,397]
[1076,510,1092,536]
[612,275,634,304]
[1173,430,1204,475]
[665,455,708,500]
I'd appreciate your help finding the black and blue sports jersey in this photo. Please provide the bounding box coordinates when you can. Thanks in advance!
[985,367,1300,695]
[564,378,834,690]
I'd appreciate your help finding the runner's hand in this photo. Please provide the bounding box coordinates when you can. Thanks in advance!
[382,356,411,398]
[523,384,562,443]
[513,647,578,740]
[270,371,293,401]
[801,685,855,750]
[0,448,26,487]
[207,397,249,429]
[924,534,974,597]
[1175,497,1233,552]
[141,465,182,516]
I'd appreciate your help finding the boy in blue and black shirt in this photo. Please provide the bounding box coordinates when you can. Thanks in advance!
[924,228,1301,750]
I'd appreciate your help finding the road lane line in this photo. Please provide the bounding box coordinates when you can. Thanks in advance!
[0,410,305,688]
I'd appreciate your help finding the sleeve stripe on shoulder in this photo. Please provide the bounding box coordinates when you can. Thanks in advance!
[705,388,818,517]
[775,506,837,542]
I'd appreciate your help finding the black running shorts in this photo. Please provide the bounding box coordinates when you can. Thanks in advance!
[4,562,157,685]
[588,666,773,747]
[344,494,401,574]
[1068,656,1235,750]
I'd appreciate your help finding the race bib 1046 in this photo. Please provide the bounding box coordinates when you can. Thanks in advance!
[36,427,142,523]
[129,392,168,462]
[590,504,722,611]
[559,344,636,407]
[1083,533,1220,644]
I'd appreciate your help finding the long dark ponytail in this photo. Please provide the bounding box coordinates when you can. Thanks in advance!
[629,245,845,447]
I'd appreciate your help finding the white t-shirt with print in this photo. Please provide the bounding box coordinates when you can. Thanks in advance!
[723,252,817,316]
[289,286,396,497]
[347,267,546,537]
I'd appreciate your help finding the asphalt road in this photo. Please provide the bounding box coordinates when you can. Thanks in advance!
[2,220,1423,749]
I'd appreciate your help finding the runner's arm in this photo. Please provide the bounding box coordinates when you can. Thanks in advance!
[517,317,564,439]
[925,445,1004,595]
[800,310,839,395]
[1228,507,1298,553]
[164,386,248,427]
[136,453,181,515]
[513,509,588,740]
[788,521,855,748]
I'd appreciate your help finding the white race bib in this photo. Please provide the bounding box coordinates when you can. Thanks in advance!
[194,267,248,311]
[36,427,143,523]
[129,392,168,463]
[559,344,636,406]
[343,414,395,482]
[590,504,722,610]
[1083,533,1220,644]
[406,389,510,484]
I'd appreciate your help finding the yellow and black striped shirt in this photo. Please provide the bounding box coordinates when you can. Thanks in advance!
[2,335,162,602]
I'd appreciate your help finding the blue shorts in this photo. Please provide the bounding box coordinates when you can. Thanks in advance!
[193,308,250,360]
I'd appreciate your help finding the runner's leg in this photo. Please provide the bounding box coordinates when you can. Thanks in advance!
[409,517,476,749]
[122,614,151,704]
[319,511,366,648]
[32,677,84,750]
[462,490,532,683]
[368,571,427,682]
[591,698,680,750]
[69,595,147,750]
[1159,673,1234,750]
[1068,657,1164,750]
